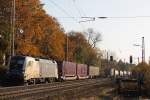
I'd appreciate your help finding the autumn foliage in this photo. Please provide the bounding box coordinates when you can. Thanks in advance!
[0,0,102,66]
[67,31,101,65]
[14,0,66,61]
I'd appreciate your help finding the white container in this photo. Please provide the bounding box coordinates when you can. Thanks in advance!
[89,66,100,78]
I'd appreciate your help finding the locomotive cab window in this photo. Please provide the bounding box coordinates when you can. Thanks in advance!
[9,56,25,71]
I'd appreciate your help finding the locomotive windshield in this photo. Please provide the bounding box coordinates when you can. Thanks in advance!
[9,56,25,71]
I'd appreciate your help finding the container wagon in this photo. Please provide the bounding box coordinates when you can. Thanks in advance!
[120,71,124,77]
[89,66,100,78]
[60,61,77,80]
[114,70,119,77]
[110,68,115,77]
[77,64,88,79]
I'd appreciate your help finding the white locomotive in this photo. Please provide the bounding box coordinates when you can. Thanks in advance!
[8,56,58,84]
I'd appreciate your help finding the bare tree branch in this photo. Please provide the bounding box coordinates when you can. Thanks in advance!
[85,28,102,48]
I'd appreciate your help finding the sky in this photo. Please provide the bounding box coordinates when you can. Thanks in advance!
[41,0,150,64]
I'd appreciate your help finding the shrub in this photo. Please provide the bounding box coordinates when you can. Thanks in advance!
[132,62,150,91]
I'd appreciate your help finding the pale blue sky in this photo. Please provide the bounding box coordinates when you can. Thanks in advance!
[41,0,150,63]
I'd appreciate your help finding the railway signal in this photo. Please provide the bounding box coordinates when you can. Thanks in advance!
[110,56,113,61]
[130,56,133,64]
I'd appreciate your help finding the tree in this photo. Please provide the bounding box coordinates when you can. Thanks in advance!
[67,31,102,66]
[85,28,102,48]
[0,37,9,65]
[15,0,65,61]
[0,0,66,62]
[0,0,12,65]
[0,0,103,66]
[15,0,44,56]
[67,31,86,63]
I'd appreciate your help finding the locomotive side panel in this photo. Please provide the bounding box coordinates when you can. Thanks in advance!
[39,59,58,79]
[24,57,40,81]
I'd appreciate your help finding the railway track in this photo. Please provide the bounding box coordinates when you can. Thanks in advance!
[0,78,110,100]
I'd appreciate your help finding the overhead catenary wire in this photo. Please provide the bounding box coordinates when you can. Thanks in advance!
[72,0,87,17]
[55,16,150,19]
[47,1,150,26]
[72,0,87,30]
[49,0,86,61]
[56,16,150,23]
[98,16,150,19]
[44,1,61,17]
[49,0,86,30]
[49,0,79,23]
[72,0,86,18]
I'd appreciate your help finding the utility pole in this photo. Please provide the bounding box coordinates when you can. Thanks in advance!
[142,37,145,63]
[106,51,109,75]
[107,51,109,63]
[66,34,68,61]
[133,37,145,63]
[149,57,150,65]
[138,57,140,64]
[65,34,68,61]
[12,0,15,56]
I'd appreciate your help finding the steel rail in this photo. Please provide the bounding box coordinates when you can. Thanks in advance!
[0,78,109,100]
[0,79,94,93]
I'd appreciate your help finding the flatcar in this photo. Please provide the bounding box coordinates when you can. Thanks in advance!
[77,63,88,79]
[58,61,88,80]
[58,61,77,80]
[88,66,100,78]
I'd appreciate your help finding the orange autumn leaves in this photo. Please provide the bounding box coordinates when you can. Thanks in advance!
[0,0,101,65]
[15,0,65,61]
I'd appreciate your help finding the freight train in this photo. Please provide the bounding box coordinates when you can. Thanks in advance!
[7,55,100,85]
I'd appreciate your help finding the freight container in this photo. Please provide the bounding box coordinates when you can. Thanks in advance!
[77,64,88,79]
[120,71,123,76]
[123,71,127,76]
[115,70,119,77]
[61,61,77,80]
[110,68,115,77]
[89,66,100,78]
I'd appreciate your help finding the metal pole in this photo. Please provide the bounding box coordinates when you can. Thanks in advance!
[142,37,145,63]
[66,33,68,61]
[138,57,140,64]
[149,57,150,65]
[12,0,15,56]
[107,51,108,62]
[106,51,109,77]
[65,34,68,61]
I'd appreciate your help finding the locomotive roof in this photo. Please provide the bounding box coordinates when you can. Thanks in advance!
[11,55,56,63]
